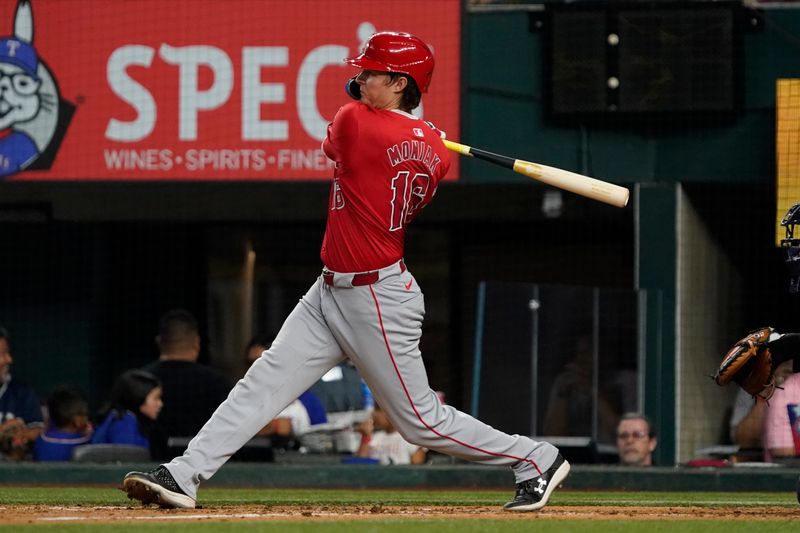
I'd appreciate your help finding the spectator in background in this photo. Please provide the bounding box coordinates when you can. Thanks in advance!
[142,310,230,450]
[616,412,657,466]
[258,390,328,443]
[763,368,800,462]
[543,336,622,444]
[247,338,374,438]
[242,337,327,445]
[33,385,91,461]
[356,404,426,465]
[92,370,164,457]
[245,335,272,365]
[729,360,795,452]
[310,361,367,413]
[0,326,44,460]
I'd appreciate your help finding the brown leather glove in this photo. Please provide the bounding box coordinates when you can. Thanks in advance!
[715,327,777,399]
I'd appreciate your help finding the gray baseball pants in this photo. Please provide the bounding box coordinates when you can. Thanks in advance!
[165,260,558,499]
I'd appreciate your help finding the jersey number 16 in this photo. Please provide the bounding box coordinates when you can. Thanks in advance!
[389,171,430,231]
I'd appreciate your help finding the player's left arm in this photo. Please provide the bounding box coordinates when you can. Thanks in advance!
[323,103,362,163]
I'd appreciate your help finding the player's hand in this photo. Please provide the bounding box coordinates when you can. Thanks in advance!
[424,120,446,139]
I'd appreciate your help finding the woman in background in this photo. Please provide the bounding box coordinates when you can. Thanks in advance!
[92,370,163,453]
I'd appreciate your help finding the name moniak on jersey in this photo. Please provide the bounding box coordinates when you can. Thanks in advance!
[386,140,441,174]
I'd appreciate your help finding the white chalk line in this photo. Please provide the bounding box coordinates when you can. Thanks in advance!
[40,513,265,521]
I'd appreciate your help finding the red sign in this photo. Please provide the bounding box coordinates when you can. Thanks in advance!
[0,0,460,180]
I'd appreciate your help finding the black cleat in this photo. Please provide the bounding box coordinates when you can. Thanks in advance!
[503,454,570,512]
[123,466,196,509]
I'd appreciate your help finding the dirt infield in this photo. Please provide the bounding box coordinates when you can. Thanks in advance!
[2,504,798,524]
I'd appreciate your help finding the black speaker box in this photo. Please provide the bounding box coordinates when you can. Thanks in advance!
[540,2,745,125]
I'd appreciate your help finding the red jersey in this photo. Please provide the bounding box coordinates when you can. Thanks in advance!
[320,102,451,272]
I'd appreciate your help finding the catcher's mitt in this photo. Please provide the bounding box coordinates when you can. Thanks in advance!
[715,327,777,399]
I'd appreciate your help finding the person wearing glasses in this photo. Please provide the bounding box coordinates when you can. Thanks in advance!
[616,413,657,466]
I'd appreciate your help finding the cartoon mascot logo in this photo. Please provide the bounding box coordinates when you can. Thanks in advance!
[0,0,73,179]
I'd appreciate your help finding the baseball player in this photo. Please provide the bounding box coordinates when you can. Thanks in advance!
[123,31,569,512]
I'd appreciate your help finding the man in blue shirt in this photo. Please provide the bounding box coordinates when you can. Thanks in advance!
[0,326,44,460]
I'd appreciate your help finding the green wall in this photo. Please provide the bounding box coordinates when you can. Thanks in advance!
[464,8,800,185]
[464,5,800,463]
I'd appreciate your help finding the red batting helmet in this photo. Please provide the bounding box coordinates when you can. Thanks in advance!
[345,32,435,93]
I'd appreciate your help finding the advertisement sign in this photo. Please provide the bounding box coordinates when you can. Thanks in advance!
[0,0,460,181]
[777,79,800,245]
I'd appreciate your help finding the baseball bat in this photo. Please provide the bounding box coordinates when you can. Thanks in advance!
[442,139,629,208]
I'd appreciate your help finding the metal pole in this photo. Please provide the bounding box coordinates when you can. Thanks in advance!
[470,281,487,418]
[592,288,600,442]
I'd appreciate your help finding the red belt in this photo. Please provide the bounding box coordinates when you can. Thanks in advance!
[322,260,406,287]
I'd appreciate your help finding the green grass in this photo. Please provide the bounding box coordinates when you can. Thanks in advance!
[4,521,800,533]
[0,519,797,533]
[0,487,796,532]
[0,486,796,507]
